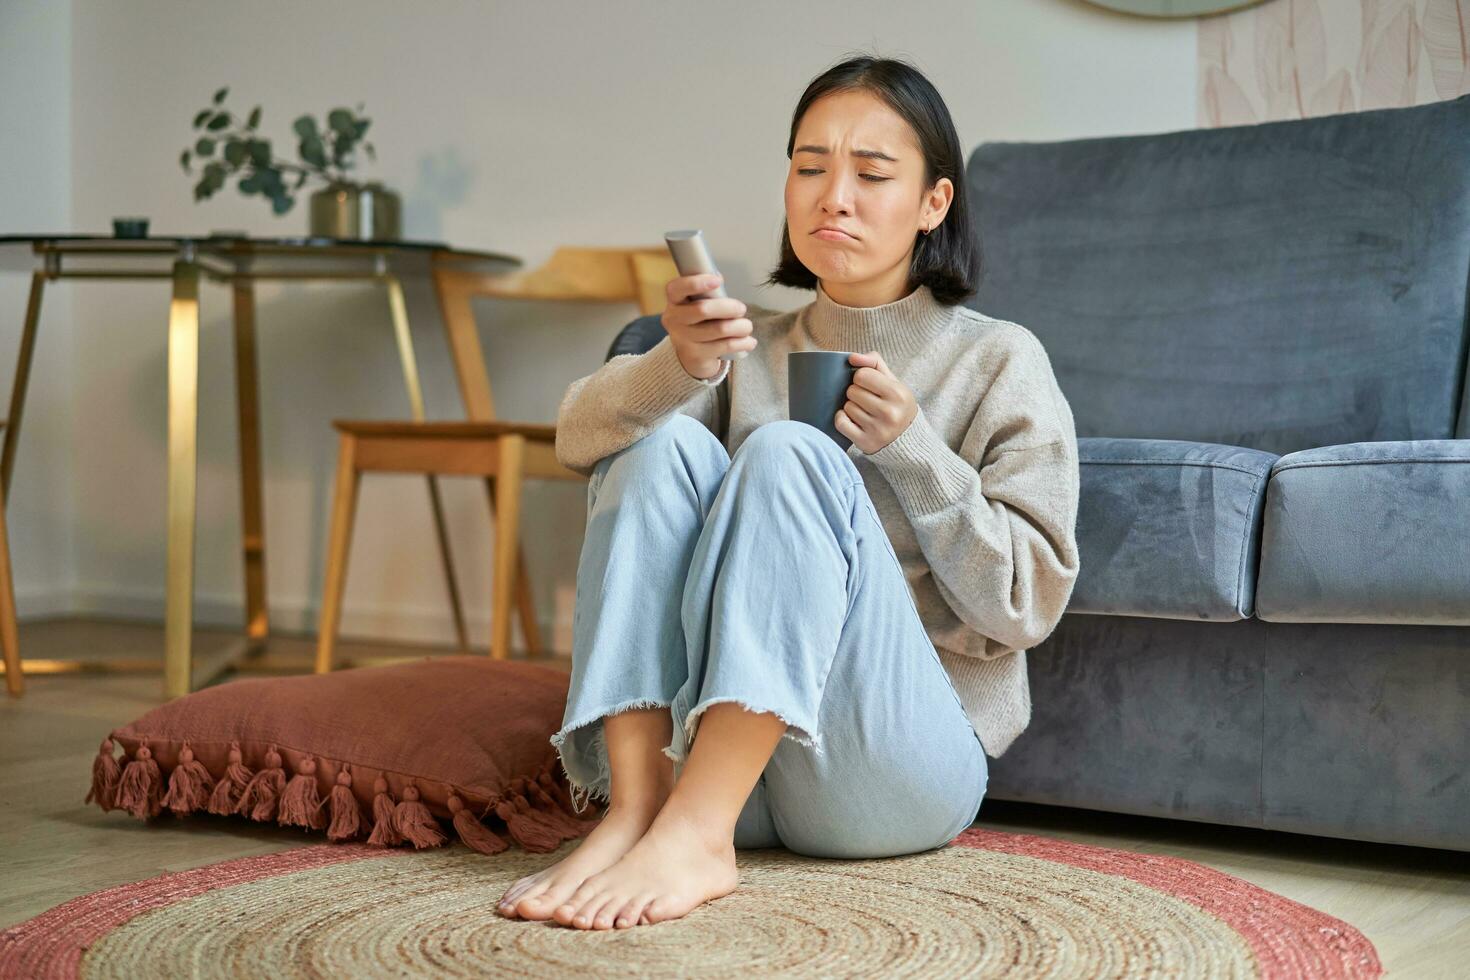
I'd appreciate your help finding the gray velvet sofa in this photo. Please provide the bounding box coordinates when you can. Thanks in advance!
[603,94,1470,852]
[962,93,1469,853]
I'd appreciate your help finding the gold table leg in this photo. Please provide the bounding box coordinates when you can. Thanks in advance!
[164,259,201,699]
[384,275,469,654]
[233,281,269,641]
[0,265,261,695]
[0,440,21,696]
[2,271,44,500]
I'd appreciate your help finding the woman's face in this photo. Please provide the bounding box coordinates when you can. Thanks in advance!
[783,89,952,303]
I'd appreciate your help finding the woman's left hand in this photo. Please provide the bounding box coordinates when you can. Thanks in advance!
[834,351,918,454]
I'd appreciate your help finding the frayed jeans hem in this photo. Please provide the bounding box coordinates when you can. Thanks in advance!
[664,695,820,768]
[549,697,674,816]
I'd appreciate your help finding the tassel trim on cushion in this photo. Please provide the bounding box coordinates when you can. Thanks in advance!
[207,742,255,815]
[493,790,566,853]
[235,745,287,823]
[367,776,406,846]
[163,743,215,816]
[393,783,447,849]
[85,738,122,812]
[114,743,163,819]
[278,753,327,830]
[327,766,367,841]
[527,772,603,837]
[448,794,509,854]
[86,738,605,856]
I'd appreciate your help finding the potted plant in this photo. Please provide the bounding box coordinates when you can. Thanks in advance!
[179,86,400,240]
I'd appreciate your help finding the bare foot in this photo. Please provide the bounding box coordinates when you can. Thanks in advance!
[497,802,660,920]
[552,808,738,929]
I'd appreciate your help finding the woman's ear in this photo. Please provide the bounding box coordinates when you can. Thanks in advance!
[924,177,954,229]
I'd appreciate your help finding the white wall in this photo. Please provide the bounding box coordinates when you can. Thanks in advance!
[0,0,75,617]
[8,0,1196,650]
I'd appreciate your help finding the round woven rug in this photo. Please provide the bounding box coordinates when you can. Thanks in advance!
[0,826,1381,978]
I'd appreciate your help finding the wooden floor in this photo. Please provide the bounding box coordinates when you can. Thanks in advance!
[3,617,1467,974]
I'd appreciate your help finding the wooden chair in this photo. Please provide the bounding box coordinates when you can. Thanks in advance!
[1,422,22,697]
[314,246,678,671]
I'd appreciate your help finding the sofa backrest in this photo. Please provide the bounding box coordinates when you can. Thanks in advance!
[963,94,1470,455]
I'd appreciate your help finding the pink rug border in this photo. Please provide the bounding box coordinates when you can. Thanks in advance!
[0,843,403,980]
[951,826,1383,979]
[1,830,1383,979]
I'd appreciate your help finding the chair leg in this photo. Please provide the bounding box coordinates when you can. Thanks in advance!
[515,547,545,657]
[316,433,361,674]
[0,486,22,697]
[491,435,525,661]
[483,477,544,658]
[425,474,471,655]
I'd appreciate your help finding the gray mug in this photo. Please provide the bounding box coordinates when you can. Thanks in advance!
[788,350,858,451]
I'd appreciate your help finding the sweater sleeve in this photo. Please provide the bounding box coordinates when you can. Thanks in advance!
[861,334,1081,656]
[554,332,728,477]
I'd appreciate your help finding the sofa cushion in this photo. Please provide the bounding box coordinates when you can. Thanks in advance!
[1255,441,1470,625]
[1070,438,1277,621]
[964,94,1470,456]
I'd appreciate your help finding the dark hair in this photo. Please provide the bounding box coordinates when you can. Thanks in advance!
[763,54,981,306]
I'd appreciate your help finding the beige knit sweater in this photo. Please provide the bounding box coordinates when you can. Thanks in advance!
[555,280,1081,758]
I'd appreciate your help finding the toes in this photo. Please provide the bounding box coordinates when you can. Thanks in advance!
[567,899,602,934]
[497,877,536,915]
[590,896,624,930]
[505,874,542,900]
[498,884,538,918]
[552,896,583,926]
[555,880,604,927]
[568,893,609,930]
[613,896,649,928]
[514,885,564,921]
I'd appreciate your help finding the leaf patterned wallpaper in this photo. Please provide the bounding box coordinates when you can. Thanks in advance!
[1198,0,1470,126]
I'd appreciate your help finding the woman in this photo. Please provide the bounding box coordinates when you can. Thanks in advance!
[498,54,1080,930]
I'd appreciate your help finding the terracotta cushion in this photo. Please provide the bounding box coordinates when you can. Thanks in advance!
[83,656,603,855]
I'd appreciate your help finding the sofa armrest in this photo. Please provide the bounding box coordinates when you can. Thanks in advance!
[1255,440,1470,625]
[1071,437,1277,621]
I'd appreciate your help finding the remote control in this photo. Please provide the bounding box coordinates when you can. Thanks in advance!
[664,228,747,361]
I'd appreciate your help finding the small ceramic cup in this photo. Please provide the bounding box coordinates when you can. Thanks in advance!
[788,350,859,451]
[111,217,149,239]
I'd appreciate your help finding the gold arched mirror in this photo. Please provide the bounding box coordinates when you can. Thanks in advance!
[1079,0,1270,16]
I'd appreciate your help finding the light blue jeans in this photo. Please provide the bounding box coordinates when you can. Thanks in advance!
[550,414,989,859]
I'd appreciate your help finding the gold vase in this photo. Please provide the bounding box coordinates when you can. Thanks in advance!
[308,181,401,240]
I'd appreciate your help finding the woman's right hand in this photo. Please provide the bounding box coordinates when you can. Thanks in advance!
[662,272,756,381]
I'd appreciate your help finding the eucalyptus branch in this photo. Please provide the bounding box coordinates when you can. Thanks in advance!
[180,86,378,216]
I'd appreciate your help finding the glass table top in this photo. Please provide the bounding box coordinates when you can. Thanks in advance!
[0,233,523,277]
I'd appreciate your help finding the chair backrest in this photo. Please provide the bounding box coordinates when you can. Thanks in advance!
[468,245,676,315]
[440,242,675,393]
[477,245,679,366]
[963,94,1470,455]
